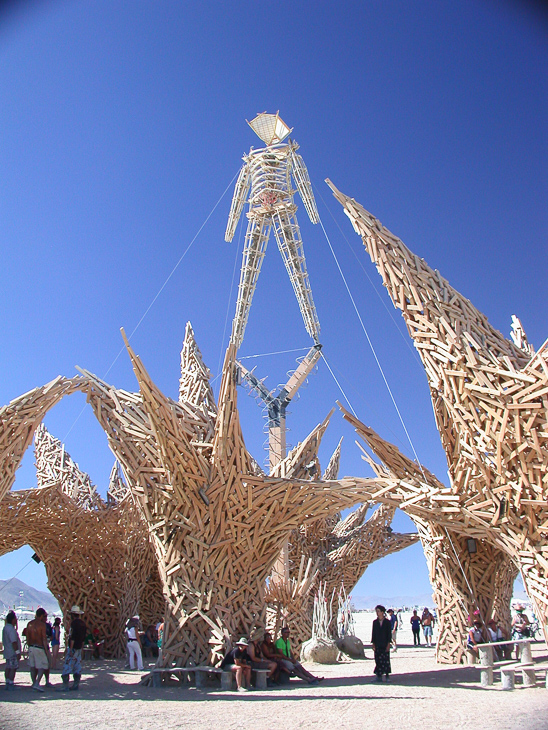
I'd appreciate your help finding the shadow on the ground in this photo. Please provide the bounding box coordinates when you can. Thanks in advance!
[3,643,547,704]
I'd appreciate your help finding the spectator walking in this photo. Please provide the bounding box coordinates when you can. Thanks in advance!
[512,605,531,660]
[2,611,21,691]
[387,609,398,652]
[59,605,87,691]
[126,615,144,671]
[371,605,392,682]
[26,607,51,692]
[421,608,434,647]
[410,610,421,646]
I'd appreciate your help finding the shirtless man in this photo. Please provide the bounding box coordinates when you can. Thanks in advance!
[26,608,51,692]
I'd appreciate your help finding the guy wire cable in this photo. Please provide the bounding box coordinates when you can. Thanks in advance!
[63,168,240,441]
[316,193,483,620]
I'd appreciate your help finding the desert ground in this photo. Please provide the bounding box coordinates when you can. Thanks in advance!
[1,612,547,730]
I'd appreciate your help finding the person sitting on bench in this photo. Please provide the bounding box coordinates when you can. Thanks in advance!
[275,627,322,685]
[221,637,252,692]
[467,617,484,660]
[248,630,279,686]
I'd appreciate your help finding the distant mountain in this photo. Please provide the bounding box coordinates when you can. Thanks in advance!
[352,594,435,610]
[0,577,60,615]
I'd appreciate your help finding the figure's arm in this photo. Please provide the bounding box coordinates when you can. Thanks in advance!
[225,162,251,242]
[290,147,319,224]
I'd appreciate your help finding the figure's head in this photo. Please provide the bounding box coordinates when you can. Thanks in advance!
[36,607,47,622]
[375,605,386,620]
[54,617,61,626]
[281,627,290,639]
[247,112,292,146]
[5,610,16,626]
[70,605,84,619]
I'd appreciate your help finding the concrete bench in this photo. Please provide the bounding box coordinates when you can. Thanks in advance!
[151,665,270,690]
[493,662,537,689]
[220,668,270,691]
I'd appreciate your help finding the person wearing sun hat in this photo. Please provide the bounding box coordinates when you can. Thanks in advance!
[220,637,252,691]
[126,615,143,671]
[58,605,86,691]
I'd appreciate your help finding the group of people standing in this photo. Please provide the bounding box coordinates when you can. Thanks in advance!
[409,608,435,647]
[2,605,86,692]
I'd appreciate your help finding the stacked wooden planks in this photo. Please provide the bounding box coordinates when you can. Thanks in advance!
[329,179,545,656]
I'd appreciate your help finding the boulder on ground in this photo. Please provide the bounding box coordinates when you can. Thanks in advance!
[336,635,365,659]
[300,637,339,664]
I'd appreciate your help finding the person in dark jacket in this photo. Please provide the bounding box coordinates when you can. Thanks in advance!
[371,605,392,681]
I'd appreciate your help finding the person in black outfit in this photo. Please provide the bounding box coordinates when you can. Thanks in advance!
[371,604,392,681]
[220,637,252,692]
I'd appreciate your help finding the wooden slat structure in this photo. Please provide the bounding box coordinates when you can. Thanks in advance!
[328,180,547,646]
[267,439,418,648]
[0,376,83,502]
[0,427,163,656]
[74,327,387,667]
[342,408,516,663]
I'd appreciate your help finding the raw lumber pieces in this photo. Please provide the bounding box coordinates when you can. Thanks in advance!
[342,407,517,664]
[35,424,165,634]
[268,438,418,649]
[0,483,161,657]
[328,180,547,642]
[78,324,386,667]
[0,376,82,502]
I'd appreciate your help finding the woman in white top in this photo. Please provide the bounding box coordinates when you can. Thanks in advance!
[125,615,144,671]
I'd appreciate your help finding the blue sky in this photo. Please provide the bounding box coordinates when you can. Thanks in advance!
[0,0,546,602]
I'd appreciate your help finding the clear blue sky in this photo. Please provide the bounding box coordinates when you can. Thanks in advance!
[0,0,546,602]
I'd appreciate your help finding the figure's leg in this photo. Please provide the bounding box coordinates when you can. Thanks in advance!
[272,209,320,343]
[231,215,271,348]
[233,665,242,689]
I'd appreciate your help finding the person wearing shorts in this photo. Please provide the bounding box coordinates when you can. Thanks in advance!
[422,608,434,646]
[25,608,51,692]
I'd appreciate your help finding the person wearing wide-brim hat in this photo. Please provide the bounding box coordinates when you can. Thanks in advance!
[220,637,252,692]
[58,606,87,692]
[126,614,143,672]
